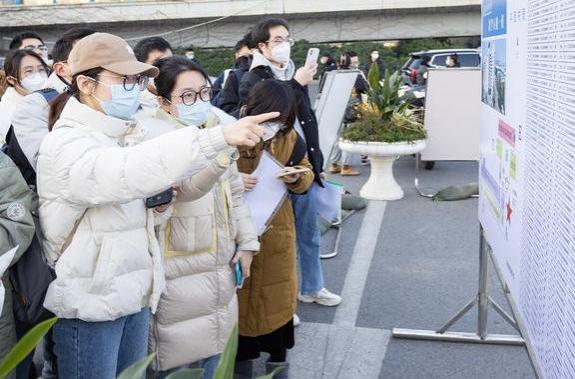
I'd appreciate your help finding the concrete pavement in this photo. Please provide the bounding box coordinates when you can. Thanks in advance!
[289,157,536,379]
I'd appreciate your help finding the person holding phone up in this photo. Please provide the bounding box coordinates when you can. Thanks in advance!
[137,56,260,379]
[36,33,271,379]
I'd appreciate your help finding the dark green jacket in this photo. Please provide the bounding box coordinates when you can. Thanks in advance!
[0,151,35,266]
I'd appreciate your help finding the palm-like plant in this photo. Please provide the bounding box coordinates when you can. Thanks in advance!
[343,64,427,143]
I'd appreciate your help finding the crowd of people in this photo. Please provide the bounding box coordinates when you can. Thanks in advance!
[0,17,380,379]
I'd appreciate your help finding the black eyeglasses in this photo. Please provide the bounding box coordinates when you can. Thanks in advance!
[99,74,149,91]
[176,86,212,106]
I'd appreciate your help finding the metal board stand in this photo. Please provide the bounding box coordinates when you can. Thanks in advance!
[392,226,525,345]
[320,209,357,260]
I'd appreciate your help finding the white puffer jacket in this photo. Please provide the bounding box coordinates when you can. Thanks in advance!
[0,87,24,143]
[37,97,232,322]
[145,108,259,371]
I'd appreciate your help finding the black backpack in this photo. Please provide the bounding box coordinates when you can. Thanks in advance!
[4,88,59,326]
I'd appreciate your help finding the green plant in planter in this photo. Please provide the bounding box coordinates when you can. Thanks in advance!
[342,64,427,143]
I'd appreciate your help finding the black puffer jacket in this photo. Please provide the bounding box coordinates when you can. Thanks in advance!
[238,65,324,185]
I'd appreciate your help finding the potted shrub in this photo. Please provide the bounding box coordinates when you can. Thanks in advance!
[339,65,427,201]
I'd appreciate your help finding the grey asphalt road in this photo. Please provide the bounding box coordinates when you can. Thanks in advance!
[285,157,537,379]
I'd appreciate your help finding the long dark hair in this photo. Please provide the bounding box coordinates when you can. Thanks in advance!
[2,49,49,89]
[48,67,103,130]
[243,80,297,132]
[153,56,211,102]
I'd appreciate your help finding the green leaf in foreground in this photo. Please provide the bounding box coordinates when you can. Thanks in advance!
[0,317,57,379]
[257,367,283,379]
[117,353,155,379]
[213,325,238,379]
[165,368,205,379]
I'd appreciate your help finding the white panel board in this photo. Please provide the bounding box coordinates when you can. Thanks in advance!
[314,70,359,169]
[422,68,481,161]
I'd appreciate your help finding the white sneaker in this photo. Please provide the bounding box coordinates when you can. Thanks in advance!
[293,313,301,327]
[298,288,342,307]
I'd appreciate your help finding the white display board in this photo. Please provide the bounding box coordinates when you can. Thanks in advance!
[479,1,575,377]
[422,68,481,161]
[314,70,359,169]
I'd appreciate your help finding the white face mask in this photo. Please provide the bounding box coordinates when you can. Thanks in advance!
[21,72,48,93]
[271,43,291,65]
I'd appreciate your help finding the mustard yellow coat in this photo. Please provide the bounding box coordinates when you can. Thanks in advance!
[236,130,313,337]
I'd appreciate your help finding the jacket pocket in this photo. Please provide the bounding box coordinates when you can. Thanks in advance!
[166,193,216,256]
[90,237,113,294]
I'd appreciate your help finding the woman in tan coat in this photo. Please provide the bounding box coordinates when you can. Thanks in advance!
[235,80,314,378]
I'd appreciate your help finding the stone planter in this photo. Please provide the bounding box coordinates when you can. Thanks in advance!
[339,139,427,201]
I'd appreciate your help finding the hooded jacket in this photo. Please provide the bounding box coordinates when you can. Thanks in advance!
[236,129,313,336]
[0,88,24,144]
[37,96,232,321]
[145,107,259,371]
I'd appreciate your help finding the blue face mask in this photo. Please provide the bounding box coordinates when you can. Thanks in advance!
[176,100,212,127]
[96,83,141,120]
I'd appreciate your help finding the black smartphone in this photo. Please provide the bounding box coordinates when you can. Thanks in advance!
[145,188,173,209]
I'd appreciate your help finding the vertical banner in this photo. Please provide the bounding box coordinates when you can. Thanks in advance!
[480,1,575,378]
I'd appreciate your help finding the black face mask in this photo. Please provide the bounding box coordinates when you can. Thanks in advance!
[236,55,251,69]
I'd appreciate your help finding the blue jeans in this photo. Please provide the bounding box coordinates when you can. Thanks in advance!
[52,307,150,379]
[290,188,324,295]
[157,354,221,379]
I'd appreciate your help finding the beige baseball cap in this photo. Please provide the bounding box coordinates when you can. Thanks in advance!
[69,33,159,77]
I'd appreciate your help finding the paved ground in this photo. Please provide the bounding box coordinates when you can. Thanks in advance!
[264,156,537,378]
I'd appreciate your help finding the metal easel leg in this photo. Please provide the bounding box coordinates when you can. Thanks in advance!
[392,226,525,345]
[414,153,436,198]
[320,210,357,260]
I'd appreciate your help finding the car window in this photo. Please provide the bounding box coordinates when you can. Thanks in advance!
[431,53,481,67]
[403,56,422,70]
[431,54,450,67]
[458,53,481,67]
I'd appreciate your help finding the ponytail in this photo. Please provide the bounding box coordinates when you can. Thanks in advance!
[48,67,103,131]
[48,91,73,131]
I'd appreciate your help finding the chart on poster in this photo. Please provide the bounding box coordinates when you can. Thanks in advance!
[479,0,575,377]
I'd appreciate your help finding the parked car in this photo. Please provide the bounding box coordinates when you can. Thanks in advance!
[401,48,481,86]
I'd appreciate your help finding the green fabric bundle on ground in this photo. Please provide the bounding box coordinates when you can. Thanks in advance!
[432,183,479,201]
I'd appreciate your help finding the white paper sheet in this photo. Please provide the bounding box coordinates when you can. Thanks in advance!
[243,151,287,235]
[314,180,344,223]
[0,246,17,315]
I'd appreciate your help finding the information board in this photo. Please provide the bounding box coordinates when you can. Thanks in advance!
[479,1,575,377]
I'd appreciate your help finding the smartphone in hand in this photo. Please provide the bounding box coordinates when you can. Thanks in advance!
[235,262,244,288]
[145,188,173,209]
[305,48,320,67]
